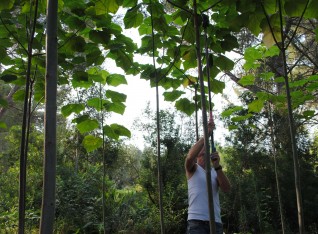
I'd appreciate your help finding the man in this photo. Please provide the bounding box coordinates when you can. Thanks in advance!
[185,121,231,234]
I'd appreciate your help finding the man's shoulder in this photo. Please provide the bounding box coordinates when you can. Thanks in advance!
[186,163,197,179]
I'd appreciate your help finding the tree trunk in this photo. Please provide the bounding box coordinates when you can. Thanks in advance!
[40,0,58,232]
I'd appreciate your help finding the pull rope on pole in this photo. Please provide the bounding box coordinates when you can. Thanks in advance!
[202,14,216,153]
[193,2,216,233]
[149,0,165,233]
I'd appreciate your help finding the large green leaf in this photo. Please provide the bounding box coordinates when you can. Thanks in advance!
[124,5,143,29]
[182,46,197,70]
[304,0,318,18]
[248,99,264,113]
[175,98,195,116]
[0,0,14,10]
[239,74,255,86]
[302,110,315,120]
[244,46,263,61]
[72,71,93,89]
[106,74,127,86]
[0,74,18,83]
[62,36,86,53]
[13,90,26,101]
[123,0,138,7]
[82,135,103,152]
[87,67,109,80]
[105,90,127,103]
[221,34,239,52]
[231,114,253,122]
[210,79,225,94]
[221,106,244,117]
[107,49,133,71]
[61,103,85,117]
[104,102,126,114]
[95,0,119,14]
[285,0,309,17]
[214,55,234,71]
[163,90,185,102]
[0,121,7,129]
[103,123,131,140]
[110,123,131,137]
[76,118,99,134]
[87,98,109,112]
[89,28,111,45]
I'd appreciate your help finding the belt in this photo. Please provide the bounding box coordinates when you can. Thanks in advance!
[188,219,210,225]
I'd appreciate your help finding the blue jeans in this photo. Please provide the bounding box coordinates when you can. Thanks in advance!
[187,220,223,234]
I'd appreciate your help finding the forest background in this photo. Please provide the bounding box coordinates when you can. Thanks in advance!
[0,0,318,233]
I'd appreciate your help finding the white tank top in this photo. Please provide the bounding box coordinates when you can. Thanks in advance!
[187,164,221,223]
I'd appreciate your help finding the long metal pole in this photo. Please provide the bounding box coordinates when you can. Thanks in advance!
[202,14,216,153]
[193,3,216,234]
[149,0,165,232]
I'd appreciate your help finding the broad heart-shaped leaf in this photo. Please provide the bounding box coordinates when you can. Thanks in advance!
[304,0,318,18]
[89,29,111,45]
[107,49,133,71]
[175,98,196,116]
[245,12,263,36]
[76,118,100,134]
[124,5,143,29]
[103,124,131,140]
[13,90,26,101]
[0,74,18,83]
[289,74,318,88]
[106,74,127,87]
[87,98,109,112]
[0,121,7,129]
[72,71,93,89]
[105,90,127,103]
[214,55,234,71]
[182,46,197,70]
[123,0,137,7]
[260,72,275,81]
[244,46,264,70]
[61,103,85,117]
[221,106,243,117]
[228,125,238,130]
[239,75,255,86]
[231,114,253,122]
[248,99,264,113]
[95,0,119,14]
[163,90,185,102]
[291,91,314,108]
[302,110,315,120]
[210,79,225,94]
[284,0,308,17]
[61,36,86,54]
[264,45,280,57]
[82,135,103,153]
[139,19,152,35]
[104,102,126,115]
[87,67,109,84]
[0,0,14,10]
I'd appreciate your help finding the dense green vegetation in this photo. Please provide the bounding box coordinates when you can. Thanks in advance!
[1,0,318,233]
[1,107,318,233]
